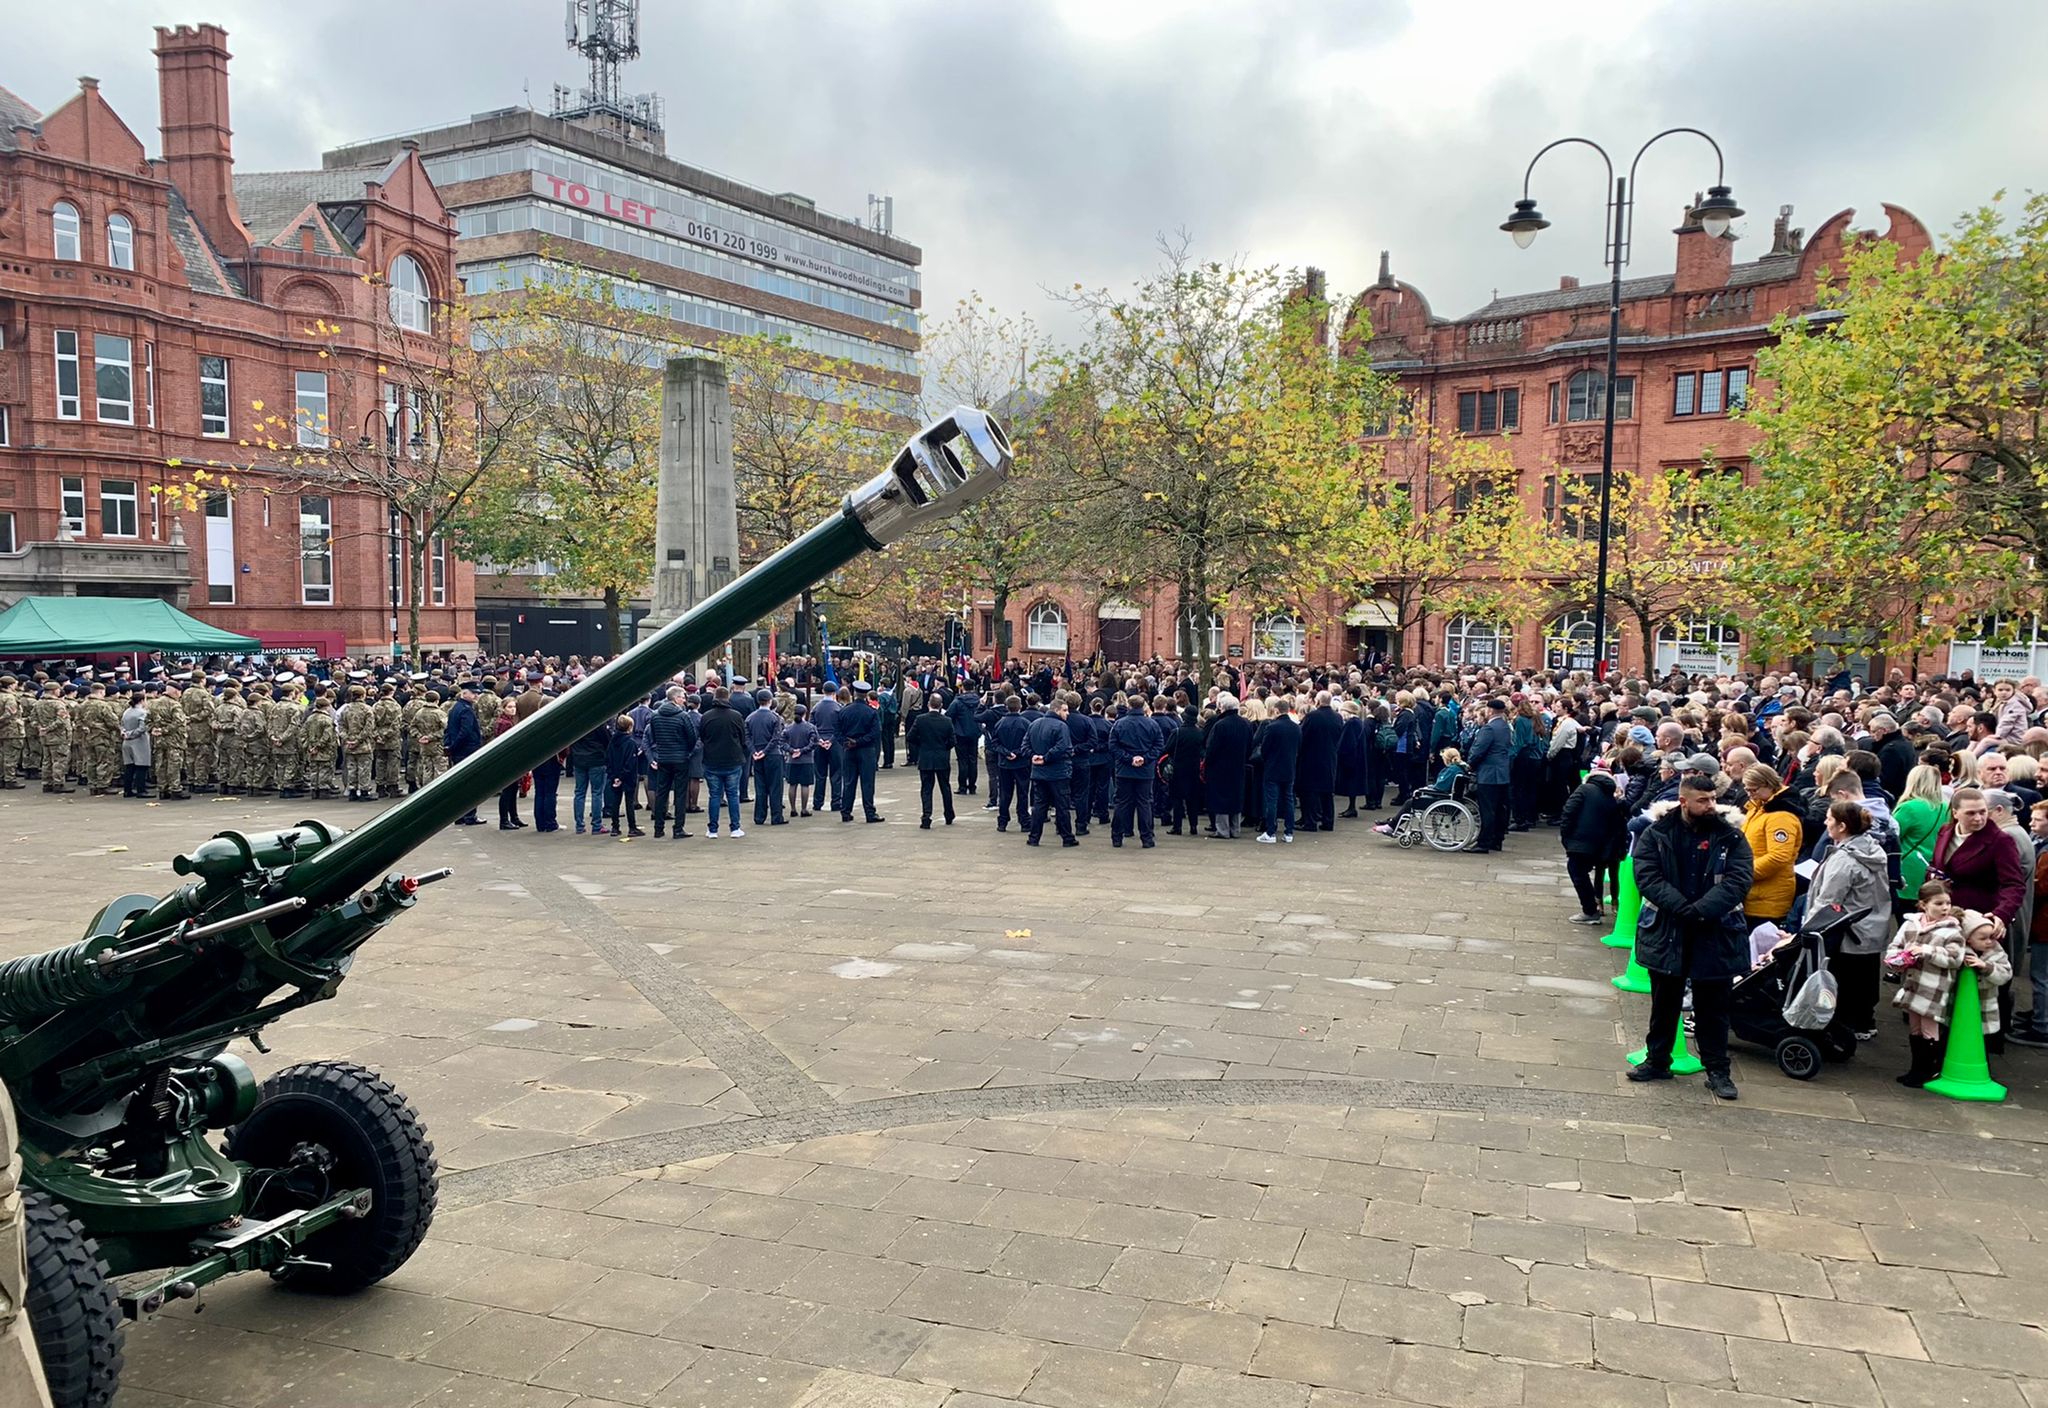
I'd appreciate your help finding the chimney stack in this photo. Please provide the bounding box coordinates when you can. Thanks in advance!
[1558,275,1579,291]
[1672,193,1733,294]
[155,24,250,262]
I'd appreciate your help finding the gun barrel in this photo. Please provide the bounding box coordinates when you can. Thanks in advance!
[280,407,1009,909]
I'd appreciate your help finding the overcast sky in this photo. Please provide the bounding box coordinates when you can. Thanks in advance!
[15,1,2046,339]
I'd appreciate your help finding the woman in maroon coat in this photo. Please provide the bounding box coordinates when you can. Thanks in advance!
[1931,785,2028,1045]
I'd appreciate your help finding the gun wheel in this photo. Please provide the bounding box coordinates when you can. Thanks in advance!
[25,1193,124,1408]
[225,1060,438,1293]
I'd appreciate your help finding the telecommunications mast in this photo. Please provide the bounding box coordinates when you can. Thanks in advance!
[552,0,665,151]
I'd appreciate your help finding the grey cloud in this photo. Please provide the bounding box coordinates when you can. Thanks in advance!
[12,0,2042,342]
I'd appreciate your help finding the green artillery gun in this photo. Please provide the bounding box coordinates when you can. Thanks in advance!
[4,409,1011,1408]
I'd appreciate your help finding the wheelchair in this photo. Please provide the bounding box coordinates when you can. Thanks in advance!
[1388,773,1481,852]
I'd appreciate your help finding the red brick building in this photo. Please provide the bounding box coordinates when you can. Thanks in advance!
[0,24,474,654]
[988,201,1935,679]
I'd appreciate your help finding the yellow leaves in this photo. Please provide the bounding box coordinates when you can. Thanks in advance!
[165,457,183,469]
[250,400,265,413]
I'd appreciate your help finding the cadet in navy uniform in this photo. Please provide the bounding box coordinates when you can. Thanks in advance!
[1258,696,1303,844]
[1066,693,1096,838]
[947,686,982,794]
[1026,696,1078,846]
[811,688,841,814]
[1087,697,1114,825]
[746,692,787,826]
[1110,702,1161,848]
[837,679,885,823]
[991,696,1032,831]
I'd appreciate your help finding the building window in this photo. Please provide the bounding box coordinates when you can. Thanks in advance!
[0,513,14,554]
[1444,615,1510,669]
[388,517,406,607]
[0,405,9,447]
[1254,614,1307,662]
[1456,388,1519,434]
[1026,600,1068,653]
[978,609,996,651]
[1547,382,1560,424]
[431,536,448,605]
[389,254,432,332]
[143,342,155,428]
[107,213,134,270]
[1544,610,1619,672]
[55,331,81,419]
[60,477,86,536]
[94,334,133,424]
[1656,616,1743,674]
[1177,610,1225,661]
[299,495,333,604]
[99,478,138,538]
[1565,370,1634,422]
[294,371,329,447]
[200,355,230,436]
[1542,471,1604,540]
[1673,372,1697,417]
[52,201,80,261]
[1726,367,1749,409]
[205,491,235,604]
[1672,368,1749,418]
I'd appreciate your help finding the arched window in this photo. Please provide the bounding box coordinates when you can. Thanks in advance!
[1176,609,1223,661]
[1444,615,1511,669]
[106,213,134,270]
[1254,614,1306,662]
[52,201,81,261]
[1026,601,1068,653]
[1543,610,1619,672]
[388,254,431,332]
[1565,369,1634,422]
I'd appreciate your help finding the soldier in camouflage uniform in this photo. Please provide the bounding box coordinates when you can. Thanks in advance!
[301,691,341,798]
[145,684,189,799]
[2,1079,57,1408]
[399,686,424,791]
[409,689,448,786]
[213,686,243,792]
[180,677,217,792]
[235,684,270,792]
[338,685,376,800]
[370,683,404,797]
[0,675,25,789]
[474,676,504,744]
[268,682,307,798]
[73,682,122,795]
[20,675,45,780]
[34,682,74,794]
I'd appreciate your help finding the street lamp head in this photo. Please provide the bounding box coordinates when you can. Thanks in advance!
[1694,185,1744,240]
[1501,199,1550,249]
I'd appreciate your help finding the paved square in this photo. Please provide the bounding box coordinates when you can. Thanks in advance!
[4,783,2044,1408]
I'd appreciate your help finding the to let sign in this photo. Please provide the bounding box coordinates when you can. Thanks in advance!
[531,173,914,306]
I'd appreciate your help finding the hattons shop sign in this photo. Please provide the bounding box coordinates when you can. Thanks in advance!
[531,173,914,306]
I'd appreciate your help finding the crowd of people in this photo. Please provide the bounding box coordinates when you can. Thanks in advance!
[5,644,2045,1101]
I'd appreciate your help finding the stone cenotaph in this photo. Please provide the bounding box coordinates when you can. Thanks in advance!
[638,355,741,675]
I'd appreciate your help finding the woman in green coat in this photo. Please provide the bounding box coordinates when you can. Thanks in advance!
[1893,763,1950,906]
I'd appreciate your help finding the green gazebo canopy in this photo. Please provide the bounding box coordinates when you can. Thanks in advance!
[0,597,260,654]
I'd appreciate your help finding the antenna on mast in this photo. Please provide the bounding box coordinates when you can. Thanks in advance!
[552,0,664,152]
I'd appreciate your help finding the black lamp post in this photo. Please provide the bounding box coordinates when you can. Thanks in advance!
[1500,129,1741,680]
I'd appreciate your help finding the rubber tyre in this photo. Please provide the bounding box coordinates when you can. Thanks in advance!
[1775,1035,1822,1081]
[24,1193,124,1408]
[224,1060,438,1293]
[1422,801,1477,853]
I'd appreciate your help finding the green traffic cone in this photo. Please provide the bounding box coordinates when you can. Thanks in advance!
[1600,856,1641,950]
[1924,966,2007,1103]
[1628,1035,1703,1074]
[1613,944,1652,994]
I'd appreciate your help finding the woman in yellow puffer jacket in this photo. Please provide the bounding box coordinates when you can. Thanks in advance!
[1740,763,1805,922]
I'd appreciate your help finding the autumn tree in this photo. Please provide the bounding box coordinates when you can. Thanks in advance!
[453,268,674,655]
[1710,191,2048,657]
[1047,243,1388,675]
[1344,422,1561,666]
[167,283,537,658]
[724,331,892,654]
[1552,465,1736,669]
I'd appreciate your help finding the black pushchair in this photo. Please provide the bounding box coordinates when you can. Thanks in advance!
[1727,903,1869,1080]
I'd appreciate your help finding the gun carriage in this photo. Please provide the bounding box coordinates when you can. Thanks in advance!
[4,410,1011,1408]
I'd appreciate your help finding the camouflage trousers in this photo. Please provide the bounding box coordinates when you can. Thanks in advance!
[155,741,187,795]
[415,745,448,786]
[184,729,214,787]
[272,743,305,791]
[40,737,71,788]
[374,747,401,795]
[22,734,42,777]
[0,735,20,784]
[216,735,238,790]
[79,737,118,791]
[344,750,375,793]
[306,752,340,796]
